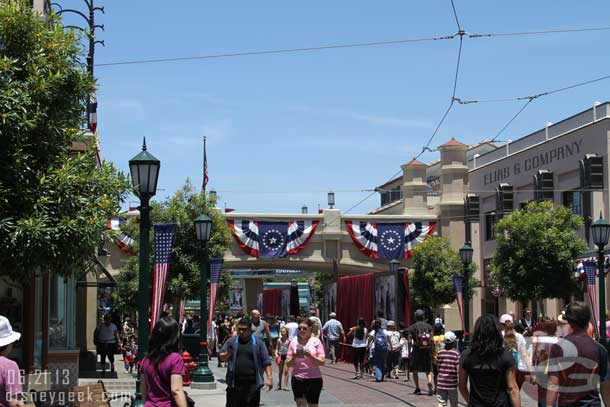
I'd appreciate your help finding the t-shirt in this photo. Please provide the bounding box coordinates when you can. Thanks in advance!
[0,356,21,407]
[287,337,325,379]
[235,336,256,382]
[352,328,368,348]
[459,348,515,407]
[97,322,118,343]
[548,331,610,407]
[251,320,268,341]
[400,337,410,358]
[323,319,343,341]
[389,331,401,351]
[407,321,433,352]
[437,349,460,390]
[141,352,186,407]
[285,322,299,340]
[433,334,445,364]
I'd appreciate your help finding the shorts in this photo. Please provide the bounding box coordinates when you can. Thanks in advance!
[291,377,323,404]
[437,388,458,407]
[281,354,287,361]
[410,349,432,372]
[400,357,410,370]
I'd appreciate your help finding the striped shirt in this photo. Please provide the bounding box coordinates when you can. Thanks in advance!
[436,349,460,390]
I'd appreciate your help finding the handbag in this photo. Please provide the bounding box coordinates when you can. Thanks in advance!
[184,391,196,407]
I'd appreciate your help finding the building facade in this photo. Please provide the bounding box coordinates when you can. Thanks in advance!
[372,101,610,330]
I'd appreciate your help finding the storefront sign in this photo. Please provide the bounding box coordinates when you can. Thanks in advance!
[483,139,583,185]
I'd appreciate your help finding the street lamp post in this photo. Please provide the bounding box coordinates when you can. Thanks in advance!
[192,214,215,388]
[328,191,335,209]
[129,138,160,406]
[459,242,474,335]
[591,213,610,347]
[389,259,401,321]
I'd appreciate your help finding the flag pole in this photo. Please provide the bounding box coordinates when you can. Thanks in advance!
[202,136,207,194]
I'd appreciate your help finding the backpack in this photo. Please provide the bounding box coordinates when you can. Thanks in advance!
[416,327,432,349]
[374,330,388,352]
[510,348,520,368]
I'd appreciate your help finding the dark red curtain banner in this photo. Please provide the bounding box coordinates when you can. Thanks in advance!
[262,288,282,317]
[336,273,375,363]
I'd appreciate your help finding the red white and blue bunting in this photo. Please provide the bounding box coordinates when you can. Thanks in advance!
[575,255,610,280]
[345,221,436,259]
[227,219,318,258]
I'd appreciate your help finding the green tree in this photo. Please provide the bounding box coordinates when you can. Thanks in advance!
[114,180,233,314]
[410,236,477,307]
[490,200,586,303]
[0,1,130,284]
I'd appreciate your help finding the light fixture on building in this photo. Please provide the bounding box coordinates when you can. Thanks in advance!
[328,191,335,209]
[301,205,308,214]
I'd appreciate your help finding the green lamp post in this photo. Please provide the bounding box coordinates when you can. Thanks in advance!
[459,242,474,335]
[191,214,216,389]
[591,213,610,348]
[129,138,160,406]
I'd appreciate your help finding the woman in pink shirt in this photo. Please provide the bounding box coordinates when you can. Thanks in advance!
[286,318,325,407]
[141,316,187,407]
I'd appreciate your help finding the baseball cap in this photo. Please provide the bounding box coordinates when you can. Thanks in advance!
[499,314,513,324]
[444,331,457,343]
[0,316,21,347]
[329,312,336,318]
[414,309,425,318]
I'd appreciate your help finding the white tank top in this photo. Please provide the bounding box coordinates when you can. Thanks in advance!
[352,328,368,348]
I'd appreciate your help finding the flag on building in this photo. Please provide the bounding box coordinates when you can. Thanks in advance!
[345,221,435,259]
[453,274,465,333]
[88,94,98,133]
[207,258,224,335]
[377,223,406,259]
[151,223,177,330]
[583,261,599,336]
[203,136,209,192]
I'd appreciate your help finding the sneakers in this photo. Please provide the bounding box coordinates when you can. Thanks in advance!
[413,389,421,395]
[427,384,434,396]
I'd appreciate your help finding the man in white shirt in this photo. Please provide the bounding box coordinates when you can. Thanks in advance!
[323,312,345,364]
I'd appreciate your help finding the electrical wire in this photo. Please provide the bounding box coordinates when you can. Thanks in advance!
[490,98,534,142]
[469,26,610,39]
[415,34,464,160]
[450,0,462,32]
[96,34,455,67]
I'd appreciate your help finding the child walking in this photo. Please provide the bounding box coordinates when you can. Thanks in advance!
[275,326,291,390]
[399,329,411,382]
[436,331,459,407]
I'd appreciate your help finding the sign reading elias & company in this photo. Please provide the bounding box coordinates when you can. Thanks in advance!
[483,139,583,185]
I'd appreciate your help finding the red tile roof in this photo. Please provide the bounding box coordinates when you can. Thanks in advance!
[439,137,466,147]
[406,158,425,165]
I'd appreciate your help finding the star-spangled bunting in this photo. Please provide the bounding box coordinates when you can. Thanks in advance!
[345,221,435,259]
[207,258,224,336]
[151,224,177,330]
[227,220,318,258]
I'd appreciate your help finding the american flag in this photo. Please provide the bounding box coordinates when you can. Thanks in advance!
[151,224,177,331]
[203,136,209,192]
[453,274,465,333]
[207,258,224,335]
[88,94,97,133]
[583,260,599,337]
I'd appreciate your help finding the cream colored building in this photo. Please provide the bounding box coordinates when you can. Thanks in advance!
[372,101,610,330]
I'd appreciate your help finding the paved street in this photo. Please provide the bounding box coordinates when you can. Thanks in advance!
[95,360,539,407]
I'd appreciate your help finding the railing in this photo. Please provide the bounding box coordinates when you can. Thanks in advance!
[469,102,610,170]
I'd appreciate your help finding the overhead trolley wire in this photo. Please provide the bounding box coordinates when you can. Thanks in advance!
[469,26,610,39]
[491,98,535,142]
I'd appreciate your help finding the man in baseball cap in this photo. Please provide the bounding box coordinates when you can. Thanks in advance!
[0,315,23,407]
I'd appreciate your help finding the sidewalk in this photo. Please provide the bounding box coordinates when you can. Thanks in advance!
[83,359,539,407]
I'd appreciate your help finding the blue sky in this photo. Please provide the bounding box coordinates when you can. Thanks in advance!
[62,1,610,214]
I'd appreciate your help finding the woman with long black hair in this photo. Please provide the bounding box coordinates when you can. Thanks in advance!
[140,316,188,407]
[347,318,368,379]
[458,314,521,407]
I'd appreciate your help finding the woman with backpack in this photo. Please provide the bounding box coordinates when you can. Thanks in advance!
[367,319,390,382]
[140,316,188,407]
[458,314,521,407]
[347,318,368,379]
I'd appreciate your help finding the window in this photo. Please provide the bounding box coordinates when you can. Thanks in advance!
[483,258,493,287]
[49,275,76,349]
[485,212,497,241]
[562,191,583,217]
[380,186,402,206]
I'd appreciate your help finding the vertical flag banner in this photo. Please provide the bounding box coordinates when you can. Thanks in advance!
[151,223,177,330]
[207,258,224,334]
[88,94,97,133]
[453,274,465,332]
[203,136,209,192]
[583,261,599,336]
[179,298,186,324]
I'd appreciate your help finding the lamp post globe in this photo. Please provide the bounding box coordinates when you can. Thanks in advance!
[592,213,610,347]
[459,242,473,336]
[192,213,216,388]
[389,259,401,273]
[328,191,335,209]
[129,138,160,406]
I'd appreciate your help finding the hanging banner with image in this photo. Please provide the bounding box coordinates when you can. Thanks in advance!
[229,288,243,311]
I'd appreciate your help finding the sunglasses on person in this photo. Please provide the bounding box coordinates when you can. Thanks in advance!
[298,326,309,331]
[237,327,249,332]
